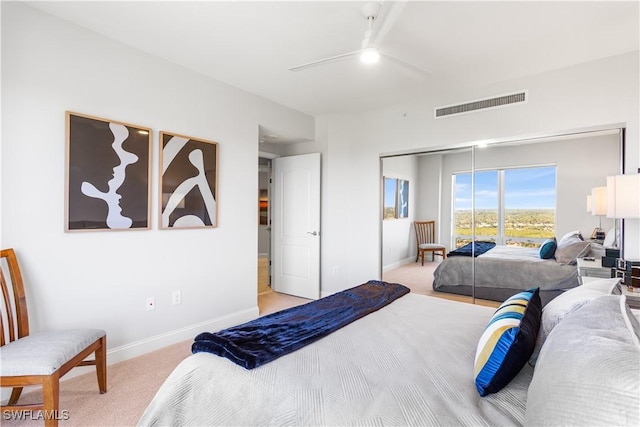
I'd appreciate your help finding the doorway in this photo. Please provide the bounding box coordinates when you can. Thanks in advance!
[257,154,314,315]
[258,157,271,295]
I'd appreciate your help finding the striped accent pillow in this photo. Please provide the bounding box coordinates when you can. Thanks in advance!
[474,288,542,396]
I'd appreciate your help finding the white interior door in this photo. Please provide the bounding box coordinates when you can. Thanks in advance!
[272,153,320,299]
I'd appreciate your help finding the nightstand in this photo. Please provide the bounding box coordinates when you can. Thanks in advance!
[620,285,640,310]
[576,257,613,284]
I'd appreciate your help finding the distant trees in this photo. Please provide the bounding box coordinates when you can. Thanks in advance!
[455,209,555,243]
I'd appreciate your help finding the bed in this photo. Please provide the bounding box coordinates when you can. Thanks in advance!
[433,243,591,305]
[138,279,639,426]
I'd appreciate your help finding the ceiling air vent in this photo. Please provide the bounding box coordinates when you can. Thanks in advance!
[435,91,527,118]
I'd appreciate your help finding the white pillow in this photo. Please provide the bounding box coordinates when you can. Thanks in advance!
[557,230,583,247]
[603,227,616,247]
[581,277,620,294]
[525,296,640,426]
[554,241,590,264]
[528,278,620,366]
[542,278,620,337]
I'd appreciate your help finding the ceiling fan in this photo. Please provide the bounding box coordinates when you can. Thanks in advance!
[288,1,427,78]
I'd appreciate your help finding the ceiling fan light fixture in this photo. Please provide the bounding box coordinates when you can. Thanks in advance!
[360,47,380,64]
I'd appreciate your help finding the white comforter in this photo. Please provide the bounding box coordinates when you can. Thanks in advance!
[138,293,532,426]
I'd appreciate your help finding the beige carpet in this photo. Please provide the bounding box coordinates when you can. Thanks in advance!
[2,262,493,426]
[257,255,270,294]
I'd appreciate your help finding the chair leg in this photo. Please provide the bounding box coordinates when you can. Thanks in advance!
[42,372,60,427]
[95,335,107,394]
[421,251,425,266]
[8,387,23,405]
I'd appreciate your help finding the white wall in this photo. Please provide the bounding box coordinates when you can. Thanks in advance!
[310,51,639,295]
[1,3,314,359]
[416,153,445,233]
[381,156,418,270]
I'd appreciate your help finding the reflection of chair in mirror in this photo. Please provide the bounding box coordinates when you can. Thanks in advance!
[414,221,446,266]
[0,248,107,427]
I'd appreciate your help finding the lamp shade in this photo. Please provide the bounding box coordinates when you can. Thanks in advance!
[586,194,592,213]
[591,186,607,216]
[606,174,640,219]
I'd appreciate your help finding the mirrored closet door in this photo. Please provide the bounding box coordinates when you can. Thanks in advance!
[381,128,624,305]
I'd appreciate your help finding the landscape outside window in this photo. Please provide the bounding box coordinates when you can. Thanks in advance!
[453,166,556,248]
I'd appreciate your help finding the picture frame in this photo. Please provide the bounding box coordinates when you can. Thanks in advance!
[160,131,218,229]
[65,111,151,231]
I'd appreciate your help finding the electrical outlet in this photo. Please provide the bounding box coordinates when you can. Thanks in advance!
[172,291,181,305]
[332,266,339,275]
[146,297,155,311]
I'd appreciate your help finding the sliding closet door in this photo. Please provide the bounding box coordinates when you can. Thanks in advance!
[380,147,473,296]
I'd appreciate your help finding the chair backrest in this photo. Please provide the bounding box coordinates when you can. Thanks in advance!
[1,248,30,346]
[414,221,437,244]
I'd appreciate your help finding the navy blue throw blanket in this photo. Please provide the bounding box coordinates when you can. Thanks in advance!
[447,241,496,257]
[192,280,410,369]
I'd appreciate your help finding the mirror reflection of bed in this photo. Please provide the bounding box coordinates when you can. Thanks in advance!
[381,128,623,306]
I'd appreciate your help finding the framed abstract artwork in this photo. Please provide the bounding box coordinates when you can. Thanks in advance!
[397,179,409,218]
[160,131,218,229]
[65,112,151,231]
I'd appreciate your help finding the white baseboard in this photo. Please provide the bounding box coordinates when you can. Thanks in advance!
[382,256,415,272]
[60,307,259,383]
[105,306,259,366]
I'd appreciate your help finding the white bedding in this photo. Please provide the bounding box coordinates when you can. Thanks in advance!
[138,293,532,426]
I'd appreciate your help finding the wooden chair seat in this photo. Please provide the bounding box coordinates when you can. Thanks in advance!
[0,248,107,427]
[0,329,105,376]
[418,243,446,251]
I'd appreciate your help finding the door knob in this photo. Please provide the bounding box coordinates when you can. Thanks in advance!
[307,231,318,236]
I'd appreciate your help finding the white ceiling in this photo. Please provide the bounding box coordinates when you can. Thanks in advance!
[27,0,639,120]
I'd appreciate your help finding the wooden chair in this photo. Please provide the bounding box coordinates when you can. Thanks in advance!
[414,221,446,265]
[0,248,107,427]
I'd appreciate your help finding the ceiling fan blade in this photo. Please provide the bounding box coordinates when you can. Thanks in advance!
[288,50,362,72]
[371,0,408,46]
[381,52,430,81]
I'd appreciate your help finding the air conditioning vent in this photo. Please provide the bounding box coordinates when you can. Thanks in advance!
[435,91,527,118]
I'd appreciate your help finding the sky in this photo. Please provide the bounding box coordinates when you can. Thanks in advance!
[384,178,396,207]
[455,166,556,210]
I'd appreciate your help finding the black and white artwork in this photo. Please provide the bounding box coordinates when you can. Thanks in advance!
[66,112,151,231]
[160,132,218,229]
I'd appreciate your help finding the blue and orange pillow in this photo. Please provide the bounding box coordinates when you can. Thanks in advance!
[474,287,542,396]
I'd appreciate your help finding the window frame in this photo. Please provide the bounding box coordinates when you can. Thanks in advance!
[453,164,557,247]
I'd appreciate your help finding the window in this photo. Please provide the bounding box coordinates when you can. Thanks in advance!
[453,166,556,248]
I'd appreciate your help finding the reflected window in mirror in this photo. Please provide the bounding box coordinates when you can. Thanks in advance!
[454,165,556,248]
